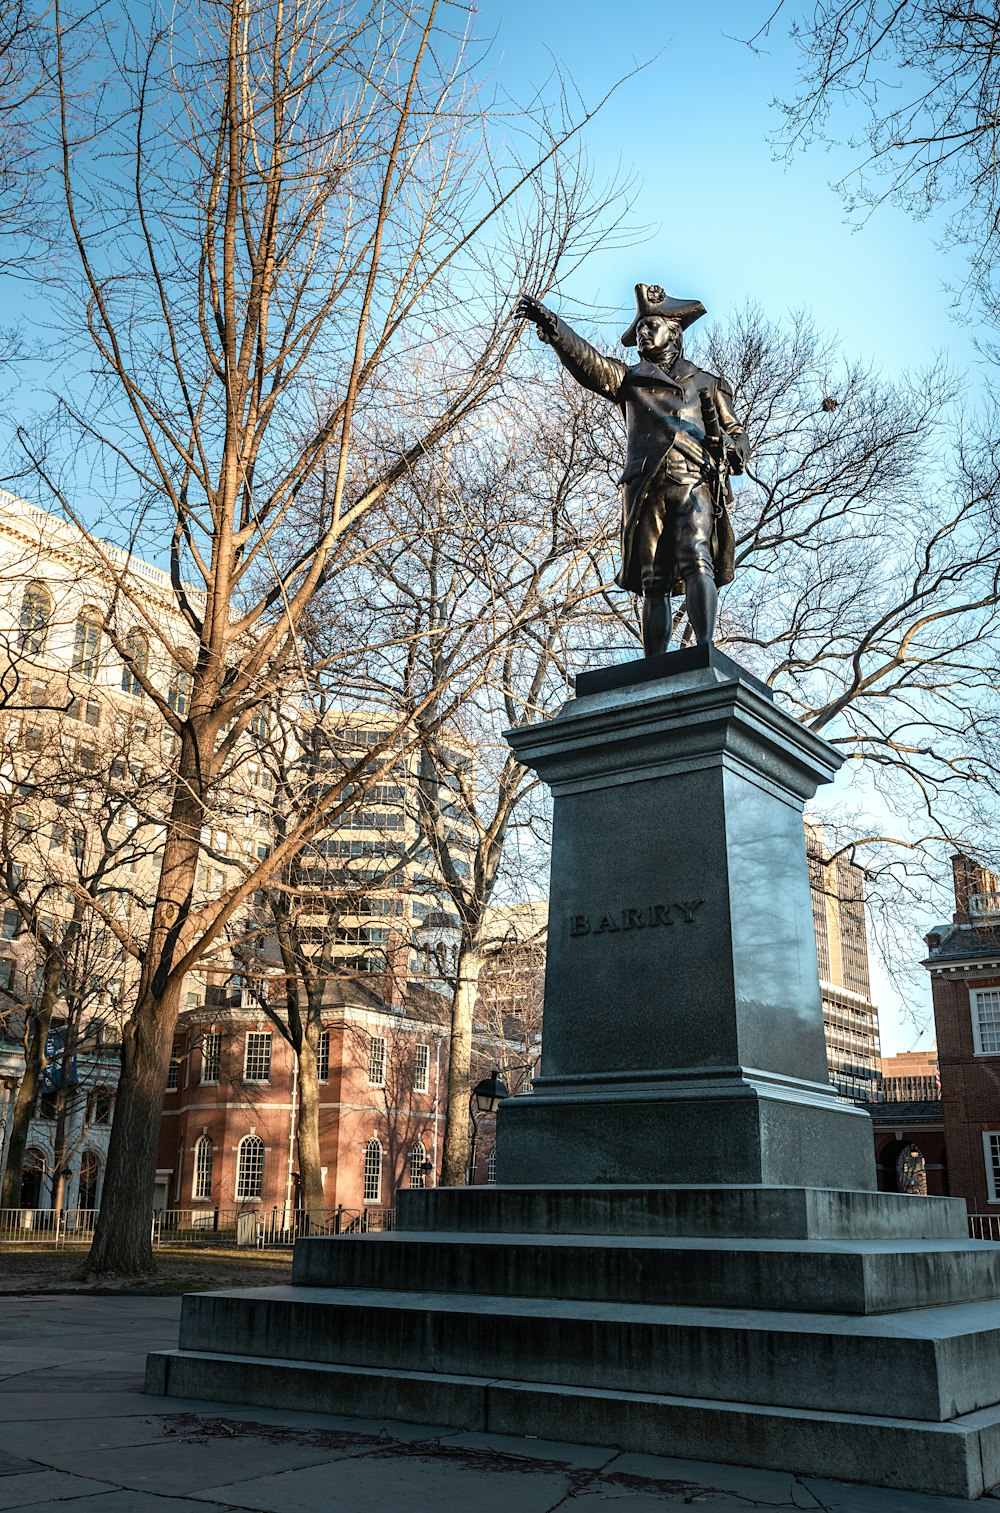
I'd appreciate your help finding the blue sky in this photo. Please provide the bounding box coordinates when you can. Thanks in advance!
[488,0,958,1053]
[486,0,979,380]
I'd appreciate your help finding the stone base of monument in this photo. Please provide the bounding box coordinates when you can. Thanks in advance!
[147,1184,1000,1498]
[146,651,1000,1499]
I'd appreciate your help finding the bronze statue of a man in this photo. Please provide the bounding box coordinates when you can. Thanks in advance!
[515,284,750,656]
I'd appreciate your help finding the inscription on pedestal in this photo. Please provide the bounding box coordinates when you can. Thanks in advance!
[569,899,704,937]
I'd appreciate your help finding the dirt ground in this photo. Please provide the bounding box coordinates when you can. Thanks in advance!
[0,1244,294,1293]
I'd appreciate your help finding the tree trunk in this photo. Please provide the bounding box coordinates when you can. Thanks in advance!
[83,974,182,1277]
[0,958,60,1208]
[440,942,485,1186]
[296,1035,325,1213]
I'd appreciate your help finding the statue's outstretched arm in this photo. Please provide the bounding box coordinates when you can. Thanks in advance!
[515,294,626,403]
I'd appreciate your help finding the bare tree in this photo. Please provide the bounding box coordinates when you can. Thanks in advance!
[345,367,621,1184]
[0,696,155,1206]
[5,0,630,1273]
[343,1005,446,1203]
[770,2,1000,319]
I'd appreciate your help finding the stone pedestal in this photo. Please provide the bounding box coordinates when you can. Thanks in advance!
[498,644,874,1190]
[146,649,1000,1500]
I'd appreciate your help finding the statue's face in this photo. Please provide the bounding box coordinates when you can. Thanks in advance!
[636,315,681,362]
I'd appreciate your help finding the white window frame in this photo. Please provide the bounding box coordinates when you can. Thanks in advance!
[970,988,1000,1055]
[409,1141,427,1188]
[201,1031,221,1085]
[984,1131,1000,1204]
[235,1134,264,1200]
[192,1135,213,1202]
[414,1042,430,1095]
[363,1137,382,1203]
[368,1034,386,1088]
[317,1028,330,1083]
[244,1031,272,1083]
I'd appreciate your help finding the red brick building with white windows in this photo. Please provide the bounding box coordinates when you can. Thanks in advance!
[156,978,450,1222]
[924,854,1000,1215]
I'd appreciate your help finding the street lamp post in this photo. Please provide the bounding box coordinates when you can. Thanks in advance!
[467,1069,509,1185]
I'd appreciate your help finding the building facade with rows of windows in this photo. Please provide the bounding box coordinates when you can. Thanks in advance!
[806,823,882,1101]
[155,978,450,1217]
[0,491,481,1217]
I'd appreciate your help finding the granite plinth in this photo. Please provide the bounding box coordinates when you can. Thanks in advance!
[392,1183,971,1240]
[497,651,875,1189]
[291,1230,1000,1316]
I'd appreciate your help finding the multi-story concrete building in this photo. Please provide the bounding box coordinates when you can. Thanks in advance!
[806,825,882,1100]
[0,1021,122,1209]
[924,853,1000,1214]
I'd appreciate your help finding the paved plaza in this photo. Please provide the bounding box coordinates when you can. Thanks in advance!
[0,1292,997,1510]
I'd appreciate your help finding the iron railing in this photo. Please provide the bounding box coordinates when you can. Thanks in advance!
[151,1204,396,1246]
[0,1204,395,1248]
[0,1207,99,1247]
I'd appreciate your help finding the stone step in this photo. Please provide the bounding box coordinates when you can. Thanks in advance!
[395,1184,971,1241]
[175,1284,1000,1424]
[144,1346,1000,1500]
[290,1230,1000,1315]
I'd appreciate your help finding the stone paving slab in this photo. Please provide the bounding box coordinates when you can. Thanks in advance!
[192,1450,577,1512]
[2,1293,1000,1509]
[3,1495,233,1513]
[0,1470,117,1509]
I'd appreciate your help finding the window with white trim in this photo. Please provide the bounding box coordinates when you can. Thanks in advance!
[985,1132,1000,1202]
[486,1147,497,1184]
[363,1137,382,1202]
[19,582,51,655]
[409,1140,427,1188]
[244,1031,271,1082]
[368,1034,386,1087]
[414,1042,430,1094]
[235,1134,264,1199]
[201,1031,221,1084]
[71,607,102,678]
[317,1028,330,1083]
[165,1050,181,1091]
[971,989,1000,1055]
[193,1135,213,1201]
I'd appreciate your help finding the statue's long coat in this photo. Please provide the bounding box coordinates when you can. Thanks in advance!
[545,316,749,593]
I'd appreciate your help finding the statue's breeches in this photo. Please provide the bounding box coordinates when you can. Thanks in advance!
[619,476,716,596]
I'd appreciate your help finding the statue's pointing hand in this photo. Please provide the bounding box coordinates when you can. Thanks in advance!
[514,292,557,343]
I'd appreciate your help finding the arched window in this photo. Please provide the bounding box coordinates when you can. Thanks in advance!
[235,1134,264,1200]
[486,1147,497,1184]
[72,606,102,678]
[18,582,51,655]
[121,628,149,697]
[363,1136,382,1203]
[193,1134,213,1201]
[21,1148,44,1207]
[409,1140,427,1188]
[78,1150,101,1209]
[168,668,193,717]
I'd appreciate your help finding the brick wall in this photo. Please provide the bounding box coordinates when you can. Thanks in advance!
[930,970,1000,1212]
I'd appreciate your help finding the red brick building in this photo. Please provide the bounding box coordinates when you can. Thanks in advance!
[156,978,450,1220]
[924,854,1000,1215]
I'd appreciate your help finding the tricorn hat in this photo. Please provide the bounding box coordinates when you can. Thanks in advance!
[621,283,706,347]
